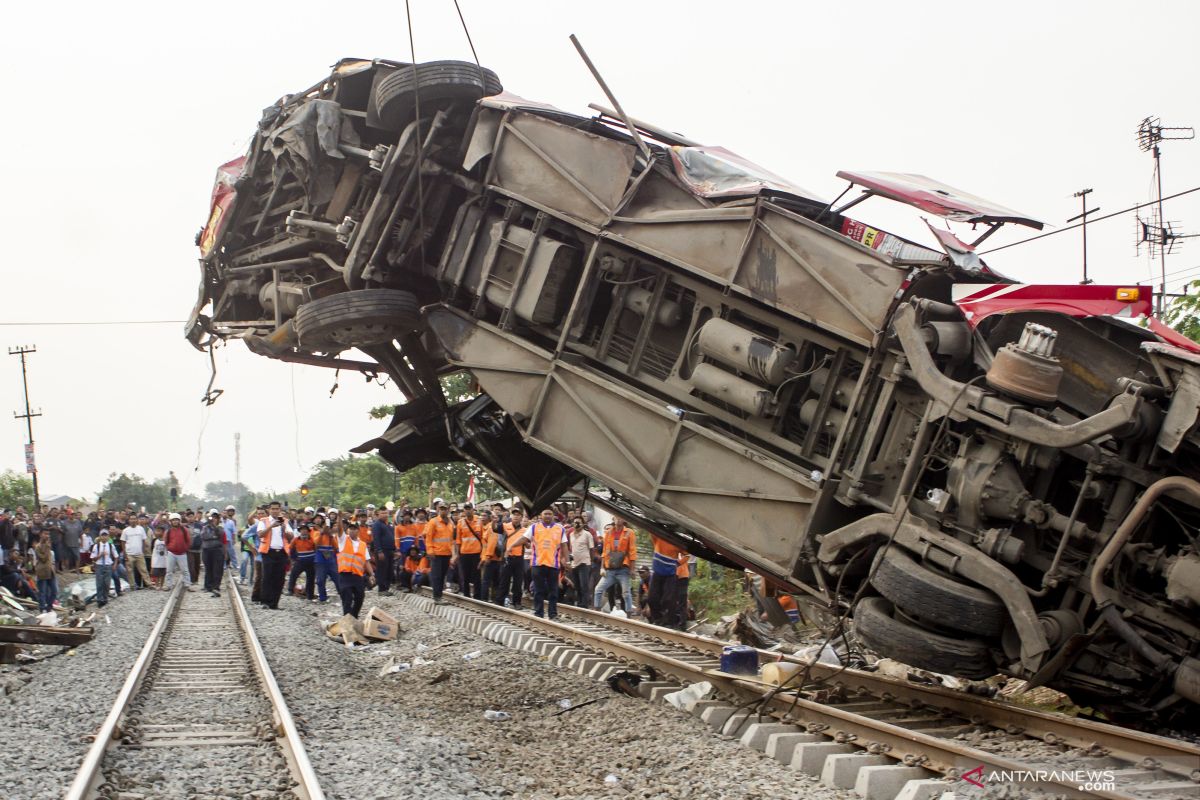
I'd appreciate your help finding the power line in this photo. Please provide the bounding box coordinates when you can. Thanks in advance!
[0,320,185,327]
[980,185,1200,255]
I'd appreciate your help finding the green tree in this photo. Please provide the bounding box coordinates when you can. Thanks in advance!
[1164,280,1200,343]
[0,470,35,510]
[364,371,503,505]
[202,480,256,516]
[98,473,170,512]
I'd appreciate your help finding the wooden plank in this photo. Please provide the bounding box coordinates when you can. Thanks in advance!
[0,625,93,646]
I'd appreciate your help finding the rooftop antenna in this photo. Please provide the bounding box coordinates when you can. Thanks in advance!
[1136,117,1194,313]
[1067,188,1099,284]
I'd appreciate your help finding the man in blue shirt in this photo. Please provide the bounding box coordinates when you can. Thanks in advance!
[370,508,395,595]
[222,506,239,581]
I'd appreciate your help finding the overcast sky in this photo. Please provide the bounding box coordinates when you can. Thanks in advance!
[1,1,1197,501]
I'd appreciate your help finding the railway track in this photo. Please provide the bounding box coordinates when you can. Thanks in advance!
[405,590,1200,800]
[65,577,324,800]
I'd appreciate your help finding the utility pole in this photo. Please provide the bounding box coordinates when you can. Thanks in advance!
[1068,189,1099,285]
[9,346,41,510]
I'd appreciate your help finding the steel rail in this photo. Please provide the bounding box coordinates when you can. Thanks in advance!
[420,590,1196,799]
[227,574,326,800]
[554,602,1200,779]
[64,583,184,800]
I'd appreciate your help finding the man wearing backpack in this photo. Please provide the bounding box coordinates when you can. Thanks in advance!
[453,503,485,600]
[90,529,120,607]
[592,516,638,615]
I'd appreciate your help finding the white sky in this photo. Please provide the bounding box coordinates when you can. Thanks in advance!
[1,0,1197,500]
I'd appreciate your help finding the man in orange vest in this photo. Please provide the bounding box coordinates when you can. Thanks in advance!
[423,502,456,604]
[336,522,374,617]
[649,534,682,625]
[593,516,638,615]
[479,510,505,604]
[454,503,485,600]
[286,525,317,600]
[255,501,294,610]
[513,508,569,620]
[497,507,527,609]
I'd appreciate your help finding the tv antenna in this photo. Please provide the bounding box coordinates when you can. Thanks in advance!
[1135,117,1194,313]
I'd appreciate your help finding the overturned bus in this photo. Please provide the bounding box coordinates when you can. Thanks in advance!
[187,58,1200,722]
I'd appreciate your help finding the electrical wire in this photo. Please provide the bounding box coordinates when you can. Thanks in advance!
[405,0,428,272]
[452,0,481,67]
[0,320,186,326]
[979,185,1200,255]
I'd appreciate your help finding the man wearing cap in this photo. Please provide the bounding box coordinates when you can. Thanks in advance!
[222,506,239,577]
[423,502,455,604]
[313,509,339,602]
[201,510,226,596]
[163,513,192,589]
[255,501,294,609]
[454,503,485,600]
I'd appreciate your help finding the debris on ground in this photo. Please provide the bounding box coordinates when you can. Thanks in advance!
[663,681,713,712]
[483,710,511,721]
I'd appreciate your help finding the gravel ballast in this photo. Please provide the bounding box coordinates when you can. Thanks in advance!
[246,588,856,800]
[0,584,166,799]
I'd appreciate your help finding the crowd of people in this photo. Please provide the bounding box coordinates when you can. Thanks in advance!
[0,498,697,631]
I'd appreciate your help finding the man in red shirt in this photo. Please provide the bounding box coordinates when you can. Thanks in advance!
[163,513,192,590]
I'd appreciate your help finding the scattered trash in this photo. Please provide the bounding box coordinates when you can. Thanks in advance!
[412,656,433,667]
[462,650,482,661]
[663,681,713,712]
[105,615,111,626]
[35,612,58,627]
[323,614,368,646]
[415,642,429,652]
[378,660,411,676]
[608,608,627,619]
[362,606,399,641]
[795,642,841,666]
[604,775,620,785]
[557,698,572,709]
[483,710,512,721]
[375,649,393,658]
[66,649,76,656]
[552,698,601,716]
[607,670,642,697]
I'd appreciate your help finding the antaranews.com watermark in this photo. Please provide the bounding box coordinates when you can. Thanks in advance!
[958,765,1117,792]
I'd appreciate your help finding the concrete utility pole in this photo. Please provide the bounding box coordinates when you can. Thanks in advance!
[9,346,41,509]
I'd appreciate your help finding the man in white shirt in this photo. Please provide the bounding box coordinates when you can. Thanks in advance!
[121,520,151,590]
[255,501,294,609]
[90,529,120,607]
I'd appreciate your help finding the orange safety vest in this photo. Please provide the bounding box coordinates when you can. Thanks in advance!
[405,555,430,573]
[778,594,801,623]
[337,536,368,575]
[602,527,636,567]
[288,537,316,556]
[258,521,292,553]
[357,524,373,546]
[481,524,502,562]
[531,522,564,568]
[503,521,525,556]
[456,517,484,555]
[424,517,455,556]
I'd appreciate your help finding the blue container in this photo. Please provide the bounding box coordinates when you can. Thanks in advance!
[720,645,758,675]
